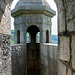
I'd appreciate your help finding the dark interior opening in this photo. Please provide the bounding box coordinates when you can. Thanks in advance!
[27,25,40,75]
[46,30,49,43]
[17,30,20,44]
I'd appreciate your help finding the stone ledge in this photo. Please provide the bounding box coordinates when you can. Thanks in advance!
[43,43,58,46]
[10,44,25,46]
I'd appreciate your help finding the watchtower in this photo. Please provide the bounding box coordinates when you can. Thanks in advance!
[11,0,55,75]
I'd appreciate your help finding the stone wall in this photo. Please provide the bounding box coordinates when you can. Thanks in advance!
[0,34,11,75]
[40,43,49,75]
[0,0,11,34]
[0,0,75,75]
[11,44,26,75]
[54,0,75,75]
[40,43,58,75]
[48,44,58,75]
[0,0,12,75]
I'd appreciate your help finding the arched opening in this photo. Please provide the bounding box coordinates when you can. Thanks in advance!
[11,0,59,75]
[46,30,49,43]
[27,25,40,75]
[17,30,20,44]
[1,0,75,75]
[27,25,40,43]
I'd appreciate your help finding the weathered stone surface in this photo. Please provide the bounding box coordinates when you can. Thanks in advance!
[49,45,58,59]
[59,36,70,62]
[40,44,48,67]
[0,0,75,75]
[0,34,11,75]
[58,10,66,32]
[40,44,48,57]
[55,0,63,12]
[58,60,66,75]
[66,1,75,31]
[73,73,75,75]
[67,68,72,75]
[71,35,75,70]
[67,19,75,32]
[48,45,58,75]
[41,64,49,75]
[11,44,26,75]
[0,0,11,34]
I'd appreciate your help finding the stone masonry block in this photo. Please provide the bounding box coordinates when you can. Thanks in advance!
[59,10,66,32]
[40,44,48,56]
[67,19,75,32]
[40,32,46,43]
[73,73,75,75]
[41,65,49,75]
[49,46,54,59]
[56,0,64,12]
[11,44,26,75]
[59,36,70,62]
[40,44,48,66]
[66,1,75,20]
[66,1,75,32]
[0,34,11,75]
[67,68,72,75]
[71,35,75,70]
[58,60,66,75]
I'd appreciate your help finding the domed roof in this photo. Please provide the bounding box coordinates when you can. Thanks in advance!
[15,0,51,9]
[11,0,56,18]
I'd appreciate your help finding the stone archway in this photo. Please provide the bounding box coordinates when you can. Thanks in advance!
[0,0,75,75]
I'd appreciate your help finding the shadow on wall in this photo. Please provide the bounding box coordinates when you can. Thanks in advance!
[0,9,3,22]
[0,0,5,22]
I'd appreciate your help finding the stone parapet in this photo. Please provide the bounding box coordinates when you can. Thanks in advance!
[40,43,58,75]
[11,44,26,75]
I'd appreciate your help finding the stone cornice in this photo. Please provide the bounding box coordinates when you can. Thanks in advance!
[11,5,56,18]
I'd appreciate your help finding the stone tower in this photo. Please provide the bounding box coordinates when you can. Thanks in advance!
[11,0,55,75]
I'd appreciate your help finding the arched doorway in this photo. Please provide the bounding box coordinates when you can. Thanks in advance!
[26,25,40,75]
